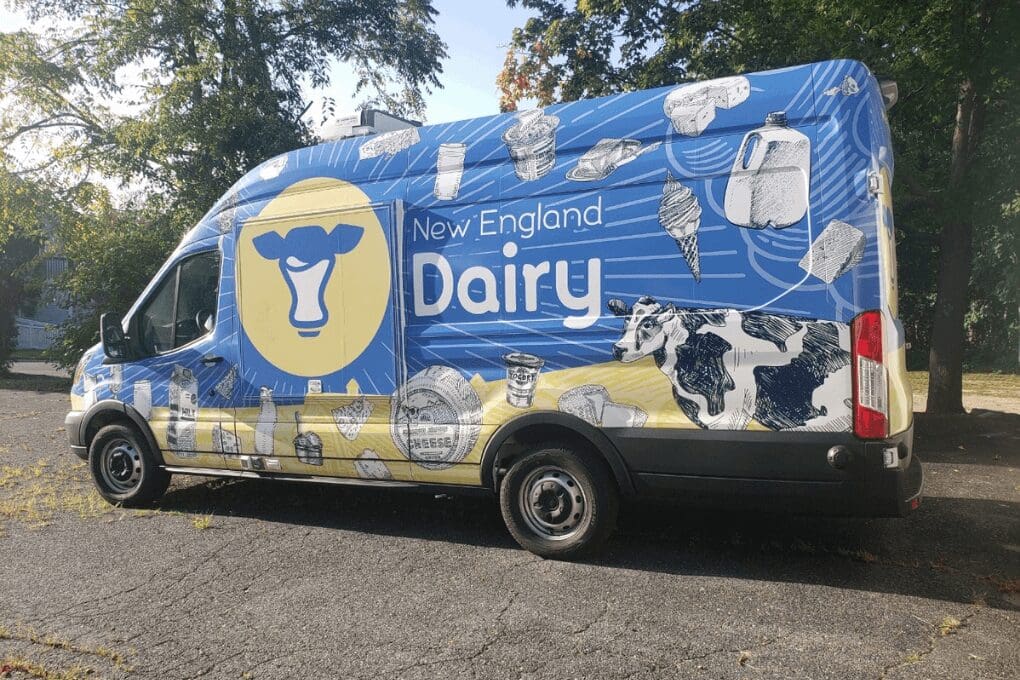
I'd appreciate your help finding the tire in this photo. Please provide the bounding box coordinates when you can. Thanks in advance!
[89,423,171,507]
[499,444,619,559]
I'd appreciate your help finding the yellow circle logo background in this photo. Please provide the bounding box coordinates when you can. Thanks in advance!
[237,177,392,377]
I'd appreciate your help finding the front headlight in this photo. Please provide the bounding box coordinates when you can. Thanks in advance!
[72,351,90,391]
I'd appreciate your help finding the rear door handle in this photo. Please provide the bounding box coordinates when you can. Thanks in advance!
[201,354,224,365]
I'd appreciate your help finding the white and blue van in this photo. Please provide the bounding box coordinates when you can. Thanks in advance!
[66,59,921,557]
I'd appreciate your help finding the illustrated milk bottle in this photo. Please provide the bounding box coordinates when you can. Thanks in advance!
[724,111,811,229]
[133,380,152,420]
[255,386,277,456]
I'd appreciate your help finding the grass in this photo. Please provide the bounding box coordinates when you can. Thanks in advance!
[0,657,94,680]
[10,349,46,361]
[903,652,924,664]
[938,616,962,636]
[191,513,214,530]
[0,460,113,529]
[908,371,1020,400]
[0,625,132,672]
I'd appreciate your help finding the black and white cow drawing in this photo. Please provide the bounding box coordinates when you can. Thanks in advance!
[608,296,852,431]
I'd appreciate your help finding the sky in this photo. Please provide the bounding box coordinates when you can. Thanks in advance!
[0,0,536,126]
[329,0,537,124]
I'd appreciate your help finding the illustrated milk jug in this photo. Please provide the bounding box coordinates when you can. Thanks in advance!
[255,386,277,455]
[724,112,811,229]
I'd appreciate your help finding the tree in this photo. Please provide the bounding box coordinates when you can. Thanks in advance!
[45,187,182,370]
[3,0,446,212]
[1,0,447,366]
[0,159,51,372]
[500,0,1020,412]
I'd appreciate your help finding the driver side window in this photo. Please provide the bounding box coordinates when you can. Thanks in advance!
[136,250,220,356]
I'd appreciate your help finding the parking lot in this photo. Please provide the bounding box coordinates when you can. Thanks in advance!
[1,362,1017,679]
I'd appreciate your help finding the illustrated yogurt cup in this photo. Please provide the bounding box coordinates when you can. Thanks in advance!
[502,353,545,408]
[502,109,560,181]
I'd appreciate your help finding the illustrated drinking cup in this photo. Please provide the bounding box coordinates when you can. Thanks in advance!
[434,143,467,200]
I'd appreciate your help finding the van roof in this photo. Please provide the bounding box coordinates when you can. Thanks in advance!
[179,58,885,251]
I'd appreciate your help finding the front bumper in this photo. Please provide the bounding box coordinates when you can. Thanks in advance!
[65,410,87,460]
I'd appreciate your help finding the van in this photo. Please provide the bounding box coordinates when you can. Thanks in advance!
[66,59,922,558]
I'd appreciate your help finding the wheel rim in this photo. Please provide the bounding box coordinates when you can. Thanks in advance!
[518,465,589,541]
[99,438,142,493]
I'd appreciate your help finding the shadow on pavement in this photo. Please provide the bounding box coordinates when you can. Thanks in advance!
[914,410,1020,467]
[151,409,1019,609]
[158,477,1018,609]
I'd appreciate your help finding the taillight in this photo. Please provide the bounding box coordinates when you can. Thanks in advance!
[851,310,888,439]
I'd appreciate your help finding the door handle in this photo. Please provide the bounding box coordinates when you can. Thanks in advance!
[201,354,224,365]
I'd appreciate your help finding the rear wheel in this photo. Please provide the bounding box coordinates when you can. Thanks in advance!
[89,424,170,507]
[499,444,618,559]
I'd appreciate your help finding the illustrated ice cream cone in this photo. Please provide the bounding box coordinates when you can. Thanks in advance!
[657,172,702,281]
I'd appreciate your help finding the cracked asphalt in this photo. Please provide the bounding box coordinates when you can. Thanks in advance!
[1,362,1017,679]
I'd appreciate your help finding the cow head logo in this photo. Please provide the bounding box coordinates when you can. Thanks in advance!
[237,177,392,377]
[253,224,364,337]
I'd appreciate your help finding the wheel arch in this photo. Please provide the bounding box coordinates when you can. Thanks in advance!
[80,400,164,465]
[479,411,636,497]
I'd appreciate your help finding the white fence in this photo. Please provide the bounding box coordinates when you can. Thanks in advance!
[15,317,58,350]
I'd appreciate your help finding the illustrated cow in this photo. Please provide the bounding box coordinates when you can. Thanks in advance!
[608,296,852,431]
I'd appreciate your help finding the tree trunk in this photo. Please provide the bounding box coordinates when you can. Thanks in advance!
[926,79,981,414]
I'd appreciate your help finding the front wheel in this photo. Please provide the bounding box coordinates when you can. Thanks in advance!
[89,424,170,507]
[499,445,618,559]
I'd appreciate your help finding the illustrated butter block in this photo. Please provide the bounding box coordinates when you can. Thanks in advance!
[670,104,716,137]
[798,219,866,283]
[600,403,649,428]
[704,76,752,109]
[663,75,750,136]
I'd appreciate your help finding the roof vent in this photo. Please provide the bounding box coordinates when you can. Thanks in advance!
[320,109,422,141]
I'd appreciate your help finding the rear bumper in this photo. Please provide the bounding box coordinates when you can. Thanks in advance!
[607,424,921,517]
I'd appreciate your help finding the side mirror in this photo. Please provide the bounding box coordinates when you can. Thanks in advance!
[100,313,129,361]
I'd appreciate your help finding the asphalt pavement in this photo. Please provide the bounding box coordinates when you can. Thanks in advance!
[0,361,1017,679]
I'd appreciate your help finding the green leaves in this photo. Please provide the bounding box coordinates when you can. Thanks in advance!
[499,0,1019,372]
[1,0,447,366]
